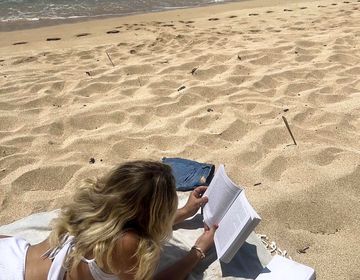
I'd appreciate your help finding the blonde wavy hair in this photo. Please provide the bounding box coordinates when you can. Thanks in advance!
[48,160,178,280]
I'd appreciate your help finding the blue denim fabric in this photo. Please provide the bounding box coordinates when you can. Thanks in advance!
[162,157,215,191]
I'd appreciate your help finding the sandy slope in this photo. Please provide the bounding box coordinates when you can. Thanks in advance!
[0,0,360,279]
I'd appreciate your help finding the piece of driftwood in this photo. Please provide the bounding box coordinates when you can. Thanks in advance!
[190,67,198,75]
[178,86,186,92]
[105,51,115,67]
[282,116,297,145]
[297,246,310,254]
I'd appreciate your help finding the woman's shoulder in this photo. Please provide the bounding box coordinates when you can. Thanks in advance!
[115,230,140,257]
[111,230,140,278]
[119,229,140,244]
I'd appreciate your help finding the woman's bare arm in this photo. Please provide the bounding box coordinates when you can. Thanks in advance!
[154,248,203,280]
[155,224,217,280]
[113,224,217,280]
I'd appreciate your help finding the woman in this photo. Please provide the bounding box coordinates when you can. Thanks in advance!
[0,160,217,280]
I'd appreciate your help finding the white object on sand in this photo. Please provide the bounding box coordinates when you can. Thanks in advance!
[255,255,316,280]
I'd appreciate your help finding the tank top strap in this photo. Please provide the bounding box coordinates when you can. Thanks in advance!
[81,257,119,280]
[42,234,75,280]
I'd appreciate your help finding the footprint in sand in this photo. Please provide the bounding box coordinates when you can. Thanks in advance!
[208,18,219,21]
[331,3,338,5]
[177,20,195,25]
[106,30,119,34]
[318,5,326,8]
[13,41,28,45]
[249,13,259,16]
[284,9,293,12]
[76,33,91,37]
[11,56,37,65]
[300,7,308,9]
[46,37,61,41]
[11,165,81,194]
[312,147,343,166]
[228,15,237,18]
[266,11,274,13]
[262,155,288,181]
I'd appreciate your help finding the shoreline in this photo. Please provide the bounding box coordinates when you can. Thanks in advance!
[0,1,224,33]
[0,0,315,52]
[0,0,314,32]
[0,13,141,32]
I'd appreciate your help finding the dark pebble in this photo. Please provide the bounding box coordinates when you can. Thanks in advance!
[46,38,61,41]
[178,86,186,91]
[106,30,120,34]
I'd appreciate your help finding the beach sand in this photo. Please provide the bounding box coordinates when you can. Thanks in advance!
[1,0,359,279]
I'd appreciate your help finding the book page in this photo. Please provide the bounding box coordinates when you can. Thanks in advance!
[214,192,251,257]
[203,165,242,226]
[215,192,261,263]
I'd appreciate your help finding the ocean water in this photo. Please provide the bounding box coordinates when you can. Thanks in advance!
[0,0,236,23]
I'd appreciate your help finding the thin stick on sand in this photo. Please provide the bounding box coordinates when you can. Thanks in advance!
[282,116,297,145]
[105,51,115,67]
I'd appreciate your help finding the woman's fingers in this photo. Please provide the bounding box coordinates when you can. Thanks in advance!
[194,186,207,195]
[199,196,208,206]
[203,223,210,231]
[203,223,218,233]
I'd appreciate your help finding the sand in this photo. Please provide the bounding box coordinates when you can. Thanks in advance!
[0,0,359,279]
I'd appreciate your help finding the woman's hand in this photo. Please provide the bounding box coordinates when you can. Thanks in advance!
[174,186,208,225]
[155,223,218,280]
[182,186,208,218]
[194,223,218,253]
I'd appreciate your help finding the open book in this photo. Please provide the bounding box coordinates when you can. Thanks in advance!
[203,164,261,263]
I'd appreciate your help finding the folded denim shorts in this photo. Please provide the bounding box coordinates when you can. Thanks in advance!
[162,157,215,191]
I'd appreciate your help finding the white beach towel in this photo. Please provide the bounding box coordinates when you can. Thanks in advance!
[0,192,272,279]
